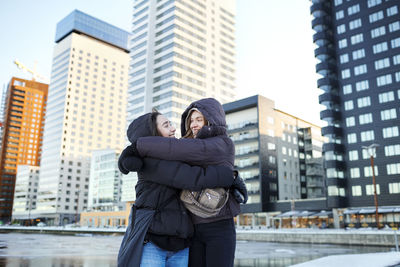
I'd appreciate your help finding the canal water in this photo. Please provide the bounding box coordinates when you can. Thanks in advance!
[0,233,393,267]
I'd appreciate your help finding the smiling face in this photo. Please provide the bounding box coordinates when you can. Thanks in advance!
[156,114,176,138]
[189,110,205,138]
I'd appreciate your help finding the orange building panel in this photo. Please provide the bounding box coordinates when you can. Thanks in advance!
[0,77,48,222]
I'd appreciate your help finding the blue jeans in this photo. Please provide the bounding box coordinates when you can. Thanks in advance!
[140,242,189,267]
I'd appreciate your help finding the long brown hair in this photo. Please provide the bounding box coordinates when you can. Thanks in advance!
[150,109,162,136]
[183,110,209,138]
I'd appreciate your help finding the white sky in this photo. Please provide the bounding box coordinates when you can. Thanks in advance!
[0,0,323,126]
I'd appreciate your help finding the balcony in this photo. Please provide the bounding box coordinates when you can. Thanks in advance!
[312,17,332,31]
[306,167,325,176]
[310,2,330,17]
[316,62,337,76]
[323,143,345,153]
[321,126,342,136]
[313,31,333,45]
[319,92,340,105]
[325,160,345,169]
[317,77,338,92]
[314,46,335,61]
[320,110,341,121]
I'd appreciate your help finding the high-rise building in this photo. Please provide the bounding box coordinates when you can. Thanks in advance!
[223,95,326,226]
[88,149,123,212]
[128,0,236,128]
[33,10,130,225]
[0,77,48,222]
[310,1,400,213]
[11,165,40,224]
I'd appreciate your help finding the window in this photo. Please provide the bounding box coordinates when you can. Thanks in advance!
[376,74,392,86]
[346,116,355,127]
[362,149,376,159]
[378,91,394,103]
[381,108,397,120]
[387,6,399,16]
[336,10,344,20]
[369,11,384,23]
[338,38,347,49]
[334,0,342,6]
[360,130,374,142]
[355,80,369,91]
[364,166,379,177]
[343,84,352,94]
[387,163,400,175]
[389,21,400,32]
[371,26,386,39]
[354,64,367,76]
[344,100,354,110]
[349,150,359,161]
[341,69,351,79]
[396,72,400,82]
[372,42,388,54]
[389,183,400,194]
[367,0,382,8]
[337,24,346,34]
[394,54,400,65]
[350,168,360,178]
[347,133,357,144]
[382,126,399,138]
[350,33,363,45]
[374,58,390,70]
[349,18,362,30]
[352,49,365,60]
[348,4,360,15]
[357,96,371,108]
[366,184,380,195]
[385,144,400,156]
[340,54,349,64]
[392,37,400,49]
[352,186,362,196]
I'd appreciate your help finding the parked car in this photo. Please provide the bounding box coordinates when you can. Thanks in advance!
[37,222,46,227]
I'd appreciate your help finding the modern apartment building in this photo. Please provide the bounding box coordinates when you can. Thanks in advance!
[11,165,40,224]
[33,10,130,225]
[310,0,400,213]
[128,0,236,128]
[88,149,123,212]
[0,77,48,222]
[223,95,326,226]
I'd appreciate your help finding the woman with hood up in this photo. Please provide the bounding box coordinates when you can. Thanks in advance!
[132,98,248,267]
[117,111,241,267]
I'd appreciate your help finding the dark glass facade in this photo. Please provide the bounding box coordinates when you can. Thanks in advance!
[55,10,130,51]
[311,0,400,209]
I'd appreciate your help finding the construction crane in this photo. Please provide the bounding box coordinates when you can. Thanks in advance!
[13,59,49,83]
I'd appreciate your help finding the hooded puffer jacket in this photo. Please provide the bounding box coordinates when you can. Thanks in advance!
[122,113,235,251]
[136,98,240,224]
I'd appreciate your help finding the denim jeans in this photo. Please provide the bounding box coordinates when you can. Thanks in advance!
[140,241,189,267]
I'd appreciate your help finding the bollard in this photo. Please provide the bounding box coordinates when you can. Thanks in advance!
[395,230,399,252]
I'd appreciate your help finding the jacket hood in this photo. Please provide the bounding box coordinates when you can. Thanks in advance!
[127,113,152,144]
[181,98,227,136]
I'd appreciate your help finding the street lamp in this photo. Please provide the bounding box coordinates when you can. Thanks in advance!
[362,143,380,229]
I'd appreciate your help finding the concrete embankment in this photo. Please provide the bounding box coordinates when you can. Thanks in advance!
[236,229,399,247]
[1,226,398,247]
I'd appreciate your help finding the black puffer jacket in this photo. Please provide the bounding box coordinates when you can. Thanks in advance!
[137,98,240,224]
[120,113,235,251]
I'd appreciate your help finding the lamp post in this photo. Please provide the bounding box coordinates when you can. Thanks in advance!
[362,143,380,229]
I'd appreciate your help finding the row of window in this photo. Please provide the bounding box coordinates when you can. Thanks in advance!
[342,72,400,96]
[339,33,400,51]
[347,122,398,143]
[351,182,400,197]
